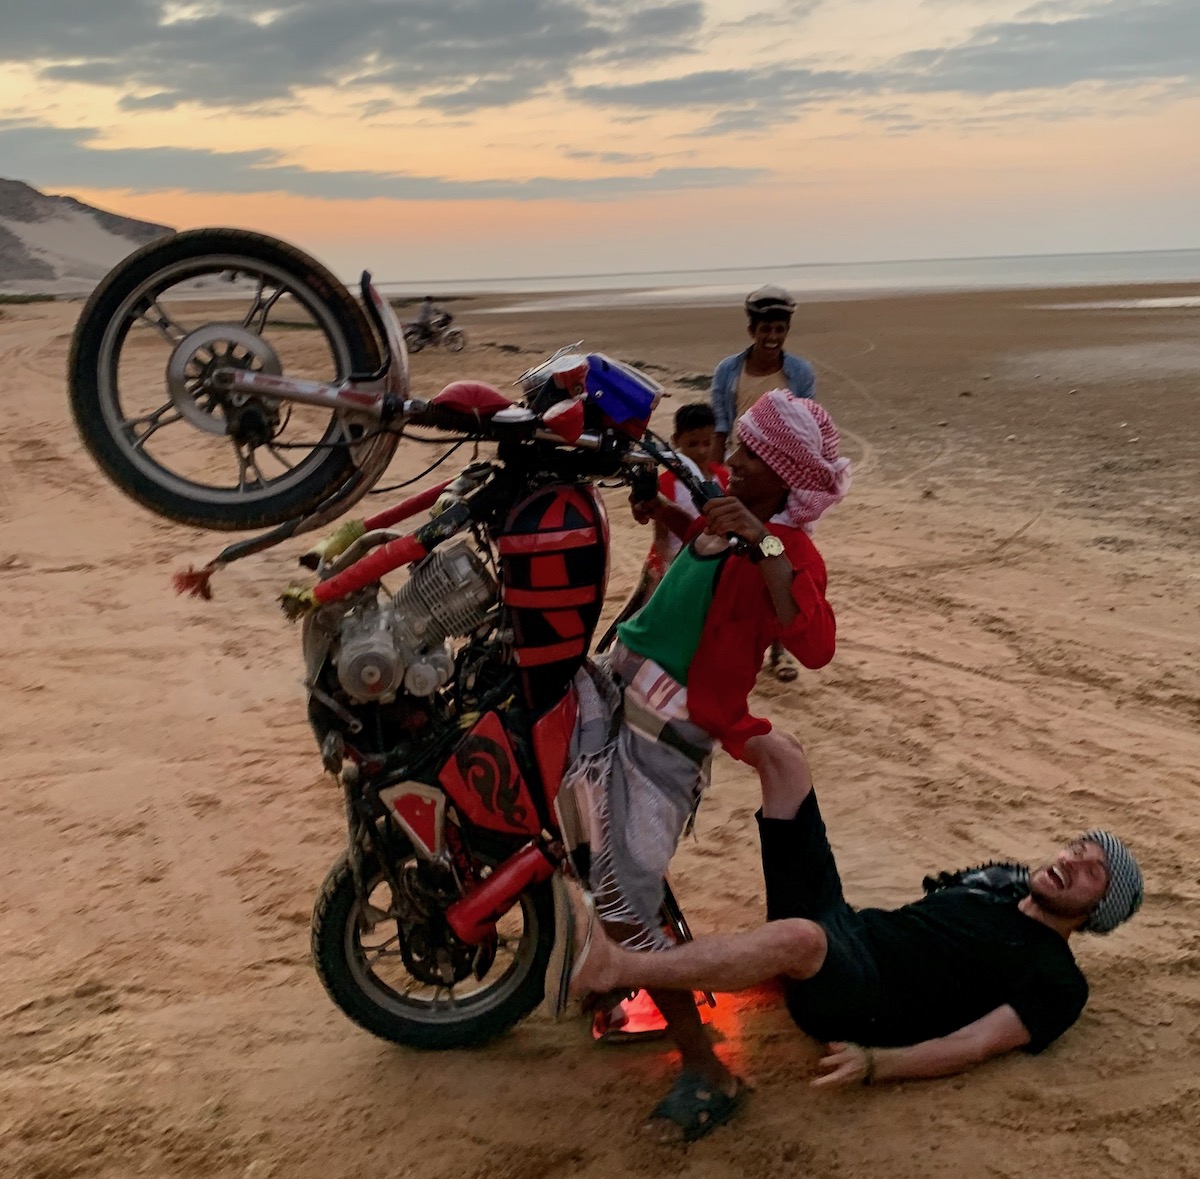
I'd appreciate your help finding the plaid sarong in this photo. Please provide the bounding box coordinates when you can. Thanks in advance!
[556,643,713,950]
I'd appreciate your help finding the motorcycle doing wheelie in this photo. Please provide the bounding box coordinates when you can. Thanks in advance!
[68,229,725,1048]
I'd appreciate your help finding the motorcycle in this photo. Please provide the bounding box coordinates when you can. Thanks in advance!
[403,313,466,354]
[68,228,728,1048]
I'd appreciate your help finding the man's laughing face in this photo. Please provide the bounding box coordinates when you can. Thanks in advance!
[1029,838,1110,919]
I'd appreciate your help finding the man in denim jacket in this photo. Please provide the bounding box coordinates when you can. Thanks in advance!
[710,285,817,680]
[709,286,816,464]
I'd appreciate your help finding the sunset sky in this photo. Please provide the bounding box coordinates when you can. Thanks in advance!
[2,0,1197,282]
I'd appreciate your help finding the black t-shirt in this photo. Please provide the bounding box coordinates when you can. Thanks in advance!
[856,885,1088,1052]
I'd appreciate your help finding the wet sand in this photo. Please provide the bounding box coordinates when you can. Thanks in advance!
[1,284,1198,1177]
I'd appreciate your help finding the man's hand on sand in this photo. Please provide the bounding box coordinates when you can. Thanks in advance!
[811,1042,872,1089]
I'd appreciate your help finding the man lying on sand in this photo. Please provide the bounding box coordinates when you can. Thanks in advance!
[555,733,1144,1143]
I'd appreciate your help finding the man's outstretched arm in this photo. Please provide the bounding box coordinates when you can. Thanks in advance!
[812,1005,1032,1089]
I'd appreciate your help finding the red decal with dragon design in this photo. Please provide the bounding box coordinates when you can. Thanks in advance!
[438,711,541,837]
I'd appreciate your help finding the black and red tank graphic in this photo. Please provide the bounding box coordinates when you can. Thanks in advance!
[498,484,609,713]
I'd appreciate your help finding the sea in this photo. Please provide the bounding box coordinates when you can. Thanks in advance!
[377,248,1200,313]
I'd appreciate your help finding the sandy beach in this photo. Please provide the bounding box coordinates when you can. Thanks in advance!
[1,284,1198,1178]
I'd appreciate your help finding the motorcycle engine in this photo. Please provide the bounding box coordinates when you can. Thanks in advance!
[334,539,497,703]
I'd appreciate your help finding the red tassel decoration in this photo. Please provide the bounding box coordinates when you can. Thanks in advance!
[171,563,218,600]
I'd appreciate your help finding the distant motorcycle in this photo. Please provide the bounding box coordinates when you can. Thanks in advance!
[403,313,465,353]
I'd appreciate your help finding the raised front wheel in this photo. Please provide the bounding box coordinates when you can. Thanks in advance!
[68,228,382,531]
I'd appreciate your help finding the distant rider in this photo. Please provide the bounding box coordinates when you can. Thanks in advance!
[416,295,452,344]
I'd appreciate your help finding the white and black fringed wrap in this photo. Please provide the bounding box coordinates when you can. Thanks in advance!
[1081,829,1144,935]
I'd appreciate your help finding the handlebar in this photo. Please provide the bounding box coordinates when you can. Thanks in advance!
[398,405,750,552]
[637,434,753,556]
[399,398,611,453]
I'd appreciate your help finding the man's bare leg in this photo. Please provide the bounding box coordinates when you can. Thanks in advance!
[576,731,823,1001]
[576,914,827,999]
[741,728,813,819]
[603,918,734,1093]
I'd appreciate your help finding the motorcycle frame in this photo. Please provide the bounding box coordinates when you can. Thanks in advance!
[249,295,703,955]
[209,280,620,455]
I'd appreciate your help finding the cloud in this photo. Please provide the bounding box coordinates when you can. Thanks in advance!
[893,0,1200,95]
[717,0,822,31]
[418,76,547,114]
[561,148,662,163]
[0,121,764,200]
[3,0,706,113]
[117,91,187,112]
[355,98,402,119]
[569,66,861,109]
[6,0,1195,187]
[571,0,1200,132]
[568,65,863,133]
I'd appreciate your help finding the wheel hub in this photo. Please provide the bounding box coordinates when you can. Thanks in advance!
[166,322,283,438]
[389,866,496,986]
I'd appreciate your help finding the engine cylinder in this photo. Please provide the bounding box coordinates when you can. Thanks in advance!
[330,540,497,704]
[392,540,496,648]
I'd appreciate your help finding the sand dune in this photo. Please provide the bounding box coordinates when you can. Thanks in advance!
[0,286,1198,1177]
[0,178,172,294]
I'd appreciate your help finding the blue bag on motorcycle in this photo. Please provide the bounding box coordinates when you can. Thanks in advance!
[584,354,661,427]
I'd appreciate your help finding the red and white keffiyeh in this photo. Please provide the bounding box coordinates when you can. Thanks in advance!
[735,390,851,531]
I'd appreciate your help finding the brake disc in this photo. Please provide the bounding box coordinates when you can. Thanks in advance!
[166,322,283,436]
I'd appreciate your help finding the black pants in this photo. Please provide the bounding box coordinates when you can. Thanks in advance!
[757,792,882,1043]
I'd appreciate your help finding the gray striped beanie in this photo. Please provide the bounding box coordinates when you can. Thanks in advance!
[1081,830,1143,935]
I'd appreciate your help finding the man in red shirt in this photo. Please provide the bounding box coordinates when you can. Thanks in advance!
[557,391,851,1138]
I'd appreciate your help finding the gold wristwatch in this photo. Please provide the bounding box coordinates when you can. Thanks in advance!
[751,533,785,562]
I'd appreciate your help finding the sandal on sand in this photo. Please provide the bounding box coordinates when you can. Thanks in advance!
[648,1071,748,1144]
[770,647,799,683]
[544,884,597,1019]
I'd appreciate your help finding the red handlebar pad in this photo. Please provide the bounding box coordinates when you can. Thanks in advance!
[313,533,428,604]
[363,480,452,531]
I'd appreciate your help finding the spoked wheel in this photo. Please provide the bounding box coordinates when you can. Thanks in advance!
[443,328,466,353]
[402,326,425,354]
[311,845,555,1049]
[69,228,382,531]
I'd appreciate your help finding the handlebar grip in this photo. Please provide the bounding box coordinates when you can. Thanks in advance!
[312,534,428,604]
[692,478,751,555]
[630,465,659,503]
[405,403,503,437]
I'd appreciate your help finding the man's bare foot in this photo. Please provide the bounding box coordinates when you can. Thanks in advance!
[566,887,620,998]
